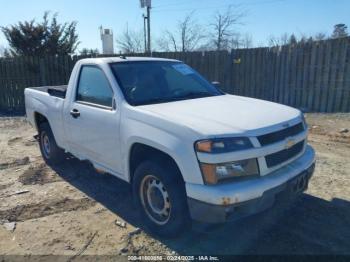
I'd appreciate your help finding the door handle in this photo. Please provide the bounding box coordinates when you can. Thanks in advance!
[70,109,80,118]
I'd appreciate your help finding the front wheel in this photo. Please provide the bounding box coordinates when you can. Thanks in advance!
[132,160,191,237]
[38,122,65,165]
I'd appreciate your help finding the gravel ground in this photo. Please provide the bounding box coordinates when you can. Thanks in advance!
[0,113,349,257]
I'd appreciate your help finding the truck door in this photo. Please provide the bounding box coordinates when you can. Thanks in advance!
[65,65,122,174]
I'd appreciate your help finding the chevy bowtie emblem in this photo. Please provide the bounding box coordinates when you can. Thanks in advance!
[285,137,295,149]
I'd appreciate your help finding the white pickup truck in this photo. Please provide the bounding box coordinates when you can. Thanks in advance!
[25,57,315,237]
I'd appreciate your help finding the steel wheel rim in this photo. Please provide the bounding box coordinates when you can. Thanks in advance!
[41,131,50,159]
[140,175,171,225]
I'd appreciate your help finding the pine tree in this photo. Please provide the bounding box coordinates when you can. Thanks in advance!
[1,12,79,57]
[331,24,348,39]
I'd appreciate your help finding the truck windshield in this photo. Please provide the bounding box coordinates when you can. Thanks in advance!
[110,61,224,106]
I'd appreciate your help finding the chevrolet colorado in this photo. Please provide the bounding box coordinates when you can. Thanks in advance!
[25,57,315,237]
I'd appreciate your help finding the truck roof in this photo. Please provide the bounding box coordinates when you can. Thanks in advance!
[79,56,180,64]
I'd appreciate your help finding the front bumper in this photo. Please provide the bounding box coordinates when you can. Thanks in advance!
[186,145,315,223]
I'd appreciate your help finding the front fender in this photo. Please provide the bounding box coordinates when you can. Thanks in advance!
[122,118,204,185]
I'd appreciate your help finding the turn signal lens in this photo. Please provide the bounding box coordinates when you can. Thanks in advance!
[195,137,253,154]
[195,140,213,153]
[199,163,218,184]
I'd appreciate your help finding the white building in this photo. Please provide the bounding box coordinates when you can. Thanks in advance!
[100,27,114,54]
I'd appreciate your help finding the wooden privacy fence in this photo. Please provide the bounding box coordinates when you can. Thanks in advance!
[0,37,350,113]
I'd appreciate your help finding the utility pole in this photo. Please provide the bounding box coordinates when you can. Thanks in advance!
[147,5,151,53]
[143,14,147,53]
[140,0,151,54]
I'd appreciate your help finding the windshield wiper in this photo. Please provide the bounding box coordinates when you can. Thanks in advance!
[136,92,216,106]
[174,91,215,99]
[136,97,178,105]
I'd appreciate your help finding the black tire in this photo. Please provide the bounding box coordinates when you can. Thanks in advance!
[38,122,65,165]
[132,159,191,238]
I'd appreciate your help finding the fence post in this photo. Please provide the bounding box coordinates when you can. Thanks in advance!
[39,58,47,86]
[229,49,235,94]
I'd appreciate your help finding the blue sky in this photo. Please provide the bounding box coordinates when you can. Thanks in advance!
[0,0,349,52]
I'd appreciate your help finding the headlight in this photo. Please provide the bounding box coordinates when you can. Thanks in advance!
[200,159,259,184]
[195,137,253,153]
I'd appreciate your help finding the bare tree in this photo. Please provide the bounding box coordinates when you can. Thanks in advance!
[268,33,290,47]
[314,32,327,41]
[157,12,204,52]
[79,48,99,56]
[268,35,279,47]
[225,32,253,49]
[299,33,313,44]
[289,34,297,45]
[179,14,204,52]
[116,25,143,54]
[157,30,178,51]
[208,5,246,50]
[228,33,241,49]
[0,45,5,57]
[241,33,253,48]
[269,32,331,46]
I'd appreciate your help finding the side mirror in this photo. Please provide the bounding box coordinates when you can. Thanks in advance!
[212,81,220,88]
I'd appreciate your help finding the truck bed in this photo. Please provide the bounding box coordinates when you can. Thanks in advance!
[28,85,68,99]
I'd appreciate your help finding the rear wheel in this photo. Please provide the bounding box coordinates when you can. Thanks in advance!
[38,122,65,164]
[133,160,191,237]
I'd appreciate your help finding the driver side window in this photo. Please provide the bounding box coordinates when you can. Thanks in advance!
[76,66,113,107]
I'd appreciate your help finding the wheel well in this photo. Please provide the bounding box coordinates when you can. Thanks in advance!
[129,143,183,183]
[34,112,48,130]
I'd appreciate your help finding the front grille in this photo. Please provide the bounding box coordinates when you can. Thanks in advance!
[257,123,304,146]
[265,141,304,168]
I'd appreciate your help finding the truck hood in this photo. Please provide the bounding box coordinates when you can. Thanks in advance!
[139,94,302,137]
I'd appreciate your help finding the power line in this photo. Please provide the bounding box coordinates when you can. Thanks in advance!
[153,4,240,13]
[153,0,286,13]
[242,0,286,6]
[153,0,191,9]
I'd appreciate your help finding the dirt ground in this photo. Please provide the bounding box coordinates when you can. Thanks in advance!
[0,113,349,257]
